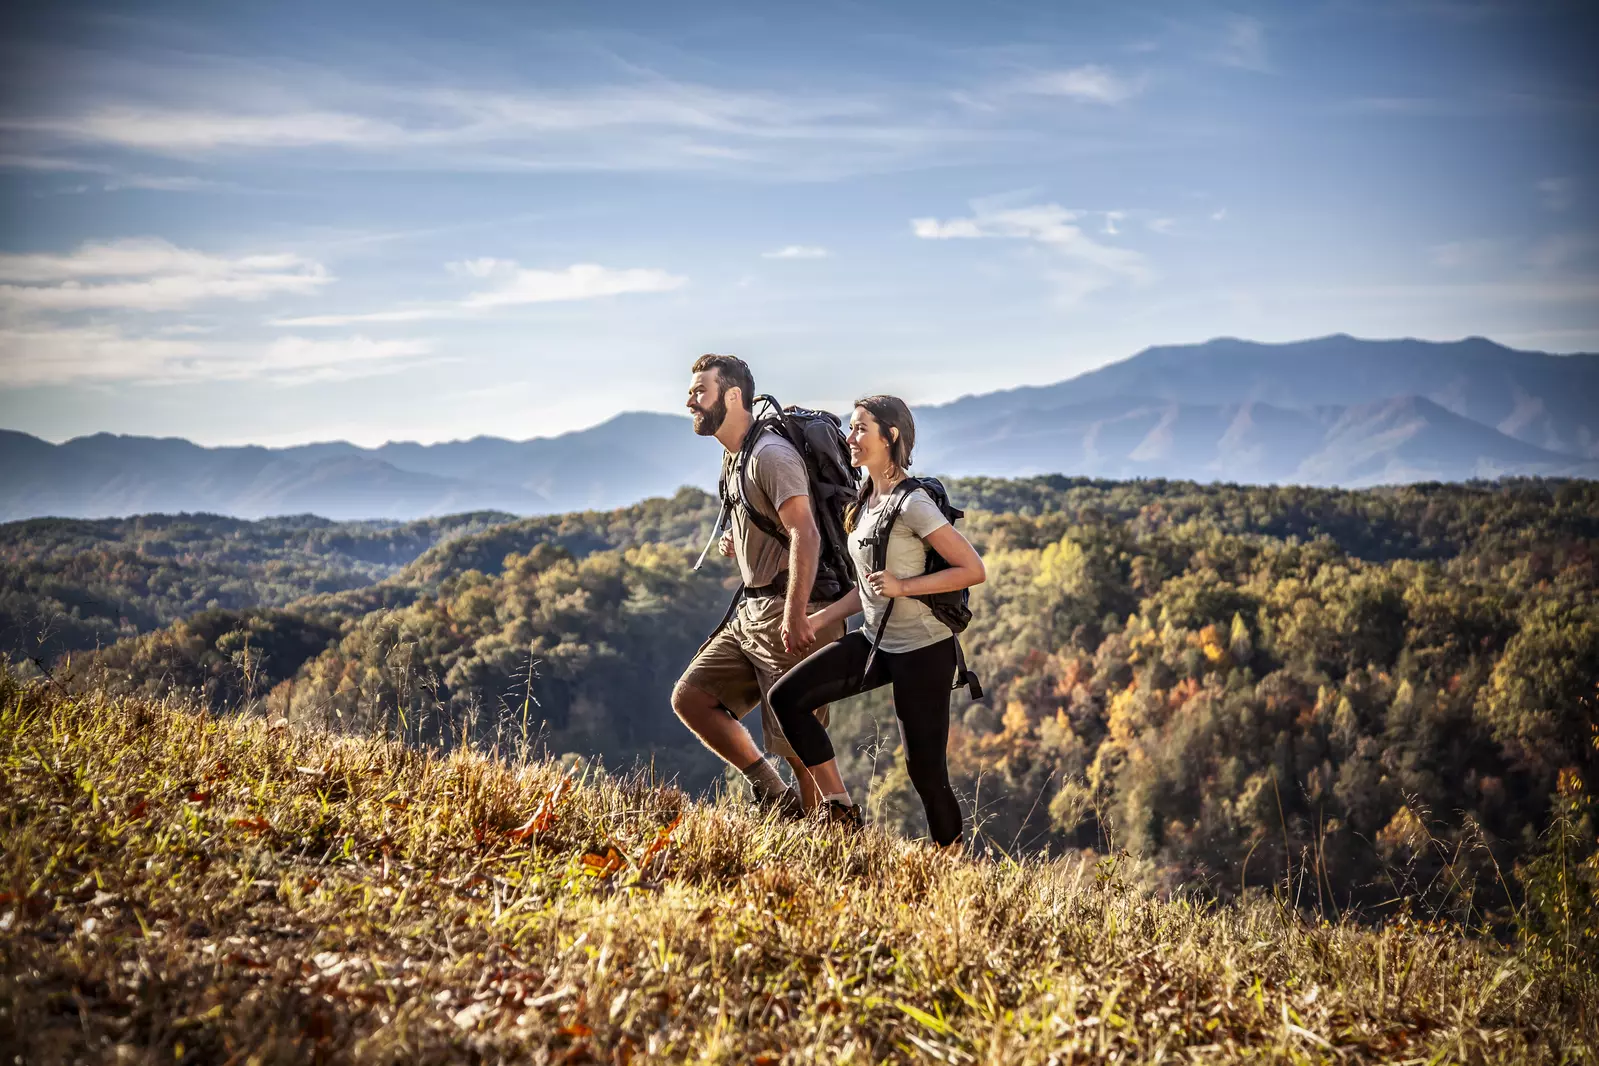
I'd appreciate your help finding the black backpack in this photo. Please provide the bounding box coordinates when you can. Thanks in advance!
[858,475,983,700]
[694,394,859,603]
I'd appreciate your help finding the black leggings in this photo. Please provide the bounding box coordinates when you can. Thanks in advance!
[768,632,962,846]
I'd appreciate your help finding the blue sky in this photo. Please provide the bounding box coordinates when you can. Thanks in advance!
[0,0,1594,446]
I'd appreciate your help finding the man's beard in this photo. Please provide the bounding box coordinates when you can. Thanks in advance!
[690,395,728,436]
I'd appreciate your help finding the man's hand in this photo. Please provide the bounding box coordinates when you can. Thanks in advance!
[719,528,735,558]
[783,606,817,655]
[866,569,906,598]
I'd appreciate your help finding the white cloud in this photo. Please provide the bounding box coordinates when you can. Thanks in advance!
[0,325,203,387]
[911,201,1151,304]
[1012,65,1141,104]
[259,335,433,384]
[0,238,330,312]
[462,263,685,308]
[1538,177,1575,212]
[1210,208,1228,222]
[447,257,517,278]
[912,217,985,239]
[271,307,446,327]
[0,324,427,387]
[762,245,830,260]
[274,259,686,326]
[1102,211,1125,235]
[1214,16,1270,72]
[13,107,404,152]
[1146,217,1176,235]
[1,76,969,180]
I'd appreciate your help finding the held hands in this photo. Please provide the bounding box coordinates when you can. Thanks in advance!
[782,606,817,655]
[865,569,906,598]
[719,529,735,558]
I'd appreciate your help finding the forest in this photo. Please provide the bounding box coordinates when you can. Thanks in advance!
[5,476,1596,925]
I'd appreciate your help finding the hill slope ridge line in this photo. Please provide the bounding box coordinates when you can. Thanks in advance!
[2,677,1592,1063]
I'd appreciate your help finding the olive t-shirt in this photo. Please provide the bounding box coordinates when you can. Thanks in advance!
[722,431,811,589]
[848,487,952,653]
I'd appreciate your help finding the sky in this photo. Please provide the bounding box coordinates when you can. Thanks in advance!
[0,0,1595,447]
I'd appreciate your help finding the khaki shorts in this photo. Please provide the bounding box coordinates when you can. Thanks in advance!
[678,594,846,759]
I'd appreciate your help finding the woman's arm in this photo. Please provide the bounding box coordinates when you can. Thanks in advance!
[867,524,986,599]
[807,585,862,630]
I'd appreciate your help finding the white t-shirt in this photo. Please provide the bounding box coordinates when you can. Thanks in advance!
[848,486,952,653]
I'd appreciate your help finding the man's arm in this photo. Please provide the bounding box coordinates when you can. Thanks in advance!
[776,494,821,654]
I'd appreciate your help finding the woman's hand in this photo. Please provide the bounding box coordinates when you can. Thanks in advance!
[866,569,906,598]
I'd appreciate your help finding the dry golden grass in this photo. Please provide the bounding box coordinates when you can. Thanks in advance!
[1,671,1593,1065]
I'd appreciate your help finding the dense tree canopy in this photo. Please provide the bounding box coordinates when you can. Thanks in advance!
[16,476,1598,917]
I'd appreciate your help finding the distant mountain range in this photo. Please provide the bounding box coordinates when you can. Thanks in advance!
[4,335,1596,520]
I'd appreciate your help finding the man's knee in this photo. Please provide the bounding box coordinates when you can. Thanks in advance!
[672,681,719,724]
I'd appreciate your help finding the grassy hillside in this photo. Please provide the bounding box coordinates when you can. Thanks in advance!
[2,677,1593,1064]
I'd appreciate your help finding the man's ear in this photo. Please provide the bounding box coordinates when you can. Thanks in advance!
[724,385,743,410]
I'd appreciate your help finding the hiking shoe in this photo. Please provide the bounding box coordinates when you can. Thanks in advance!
[823,800,865,833]
[756,785,806,821]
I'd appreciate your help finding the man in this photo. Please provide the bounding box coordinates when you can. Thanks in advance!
[672,354,845,815]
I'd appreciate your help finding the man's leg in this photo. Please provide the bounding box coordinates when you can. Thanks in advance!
[671,680,763,768]
[672,680,797,810]
[785,756,822,811]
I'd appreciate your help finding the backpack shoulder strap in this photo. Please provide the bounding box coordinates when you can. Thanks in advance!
[864,477,922,574]
[731,419,790,545]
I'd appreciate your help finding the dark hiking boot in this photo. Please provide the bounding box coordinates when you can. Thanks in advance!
[823,800,865,833]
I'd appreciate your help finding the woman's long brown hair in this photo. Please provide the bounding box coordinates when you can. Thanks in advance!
[844,395,916,534]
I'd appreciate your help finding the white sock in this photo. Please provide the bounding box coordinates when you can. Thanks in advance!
[823,790,852,806]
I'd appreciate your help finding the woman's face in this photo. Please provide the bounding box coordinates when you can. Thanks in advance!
[846,405,890,468]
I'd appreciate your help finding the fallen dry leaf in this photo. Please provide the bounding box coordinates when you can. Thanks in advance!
[508,773,576,841]
[581,847,625,879]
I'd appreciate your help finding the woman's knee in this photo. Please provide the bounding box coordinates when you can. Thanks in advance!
[766,674,806,727]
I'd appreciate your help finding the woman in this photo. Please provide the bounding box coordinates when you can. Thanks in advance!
[768,395,985,852]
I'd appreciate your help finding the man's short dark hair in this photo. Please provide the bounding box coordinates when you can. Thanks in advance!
[691,353,755,410]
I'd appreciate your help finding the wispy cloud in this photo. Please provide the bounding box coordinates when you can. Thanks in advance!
[258,335,434,385]
[273,259,686,326]
[1010,65,1142,104]
[1213,16,1270,72]
[762,245,830,260]
[1146,217,1176,234]
[912,200,1151,304]
[1,70,993,180]
[462,263,685,308]
[0,239,330,312]
[10,107,405,152]
[0,324,425,387]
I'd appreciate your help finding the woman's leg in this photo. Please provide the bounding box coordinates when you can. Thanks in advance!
[886,638,963,847]
[768,632,888,796]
